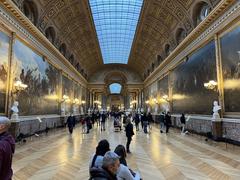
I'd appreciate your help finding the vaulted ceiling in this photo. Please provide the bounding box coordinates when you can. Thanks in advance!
[13,0,221,79]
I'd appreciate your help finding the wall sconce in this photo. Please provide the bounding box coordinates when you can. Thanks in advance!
[61,95,70,102]
[13,80,28,93]
[145,100,149,104]
[81,100,86,104]
[162,95,169,102]
[73,98,80,104]
[153,98,158,104]
[204,80,217,90]
[94,100,101,105]
[130,100,137,105]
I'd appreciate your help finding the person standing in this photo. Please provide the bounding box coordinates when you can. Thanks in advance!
[100,112,106,131]
[0,117,15,180]
[180,113,186,134]
[133,113,140,131]
[147,112,153,131]
[66,113,76,134]
[165,112,171,134]
[125,115,134,153]
[142,113,148,133]
[159,112,165,133]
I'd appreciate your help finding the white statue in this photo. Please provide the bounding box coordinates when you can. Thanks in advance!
[11,101,19,120]
[212,100,221,121]
[72,104,79,116]
[80,106,84,115]
[61,103,65,116]
[154,105,158,114]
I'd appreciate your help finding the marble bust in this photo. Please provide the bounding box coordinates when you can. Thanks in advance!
[11,101,19,120]
[212,101,221,121]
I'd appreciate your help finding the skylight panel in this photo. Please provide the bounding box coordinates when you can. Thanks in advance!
[89,0,143,64]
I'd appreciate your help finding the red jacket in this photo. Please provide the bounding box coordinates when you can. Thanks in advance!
[0,132,15,180]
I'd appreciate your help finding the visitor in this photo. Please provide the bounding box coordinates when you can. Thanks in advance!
[159,112,165,133]
[66,113,76,134]
[89,139,110,170]
[0,117,15,180]
[125,115,134,153]
[165,112,171,134]
[114,145,141,180]
[180,113,186,134]
[90,151,120,180]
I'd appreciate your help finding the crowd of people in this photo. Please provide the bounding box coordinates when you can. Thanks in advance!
[0,108,188,180]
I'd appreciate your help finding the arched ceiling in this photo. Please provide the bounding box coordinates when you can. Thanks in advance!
[13,0,221,78]
[128,0,220,75]
[33,0,104,74]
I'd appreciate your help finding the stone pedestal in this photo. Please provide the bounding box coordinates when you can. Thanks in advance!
[212,121,222,141]
[9,120,20,138]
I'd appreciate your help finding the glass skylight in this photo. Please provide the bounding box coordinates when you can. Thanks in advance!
[89,0,143,64]
[109,83,122,94]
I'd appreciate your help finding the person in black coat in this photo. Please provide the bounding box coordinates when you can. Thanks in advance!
[159,112,165,133]
[100,112,106,131]
[125,115,134,153]
[66,113,76,134]
[165,112,171,134]
[180,113,186,133]
[142,113,148,133]
[133,113,140,131]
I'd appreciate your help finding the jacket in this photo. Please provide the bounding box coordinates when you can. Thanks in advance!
[89,167,117,180]
[0,132,15,180]
[125,123,134,138]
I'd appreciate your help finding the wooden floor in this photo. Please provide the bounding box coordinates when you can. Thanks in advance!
[13,120,240,180]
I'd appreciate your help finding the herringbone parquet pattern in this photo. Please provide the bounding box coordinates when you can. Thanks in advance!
[13,121,240,180]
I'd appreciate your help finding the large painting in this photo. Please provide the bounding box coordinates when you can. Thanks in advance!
[172,41,218,114]
[0,32,9,114]
[221,26,240,112]
[157,75,169,112]
[62,75,73,115]
[13,39,59,115]
[73,82,81,114]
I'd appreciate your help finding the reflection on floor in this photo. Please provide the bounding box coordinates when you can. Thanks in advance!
[13,120,240,180]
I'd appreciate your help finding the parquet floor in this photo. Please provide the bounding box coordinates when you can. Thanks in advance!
[13,120,240,180]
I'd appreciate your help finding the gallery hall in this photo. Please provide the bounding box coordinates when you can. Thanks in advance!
[0,0,240,179]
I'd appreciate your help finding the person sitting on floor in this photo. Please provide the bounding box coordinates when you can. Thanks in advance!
[89,139,110,170]
[90,151,120,180]
[114,145,141,180]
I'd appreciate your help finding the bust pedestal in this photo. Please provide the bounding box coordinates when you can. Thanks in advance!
[211,113,222,141]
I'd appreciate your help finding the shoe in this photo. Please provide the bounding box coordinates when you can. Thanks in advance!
[160,130,163,133]
[127,151,131,154]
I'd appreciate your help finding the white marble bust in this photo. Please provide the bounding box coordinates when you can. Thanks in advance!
[212,100,221,121]
[11,101,19,120]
